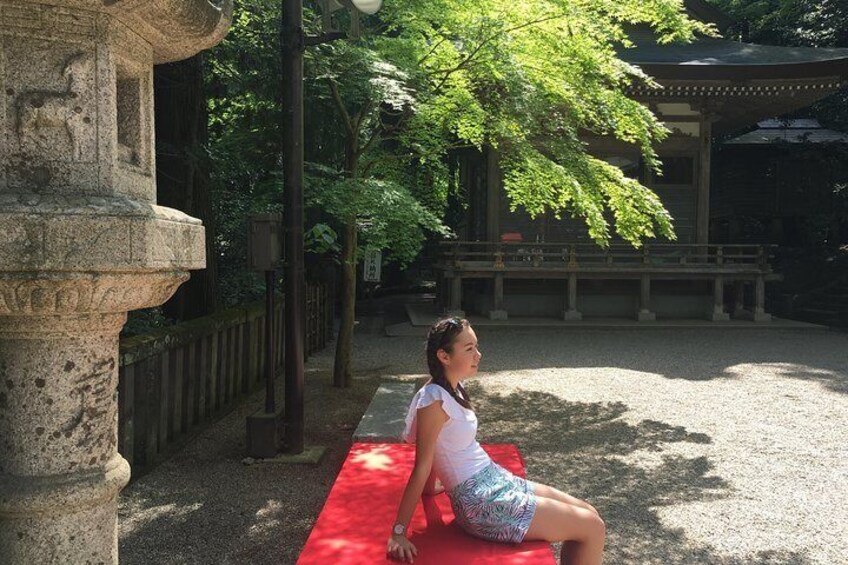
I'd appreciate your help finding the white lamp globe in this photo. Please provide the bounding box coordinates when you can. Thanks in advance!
[351,0,382,15]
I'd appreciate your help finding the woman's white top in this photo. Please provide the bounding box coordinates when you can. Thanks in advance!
[401,382,492,490]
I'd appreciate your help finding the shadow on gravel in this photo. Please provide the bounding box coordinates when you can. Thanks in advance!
[118,369,380,565]
[472,387,812,565]
[462,329,848,395]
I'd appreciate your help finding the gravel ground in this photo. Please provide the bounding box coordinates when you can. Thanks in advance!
[119,323,848,565]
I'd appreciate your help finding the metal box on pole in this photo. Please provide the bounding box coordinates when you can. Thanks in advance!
[248,213,283,271]
[246,212,285,459]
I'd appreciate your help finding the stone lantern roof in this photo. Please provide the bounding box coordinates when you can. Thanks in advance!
[103,0,234,63]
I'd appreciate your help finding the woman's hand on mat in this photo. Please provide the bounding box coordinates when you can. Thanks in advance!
[387,533,417,562]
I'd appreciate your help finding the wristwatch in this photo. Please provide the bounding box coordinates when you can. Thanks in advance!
[392,523,406,536]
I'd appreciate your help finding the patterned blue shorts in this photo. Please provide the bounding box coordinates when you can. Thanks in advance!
[447,461,538,544]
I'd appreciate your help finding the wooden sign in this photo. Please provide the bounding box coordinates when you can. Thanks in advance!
[363,250,382,282]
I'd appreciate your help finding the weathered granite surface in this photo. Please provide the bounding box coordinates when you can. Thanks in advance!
[0,1,232,563]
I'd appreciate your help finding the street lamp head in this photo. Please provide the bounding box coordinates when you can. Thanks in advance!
[350,0,382,15]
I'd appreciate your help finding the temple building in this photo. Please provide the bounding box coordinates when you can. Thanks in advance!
[437,0,848,322]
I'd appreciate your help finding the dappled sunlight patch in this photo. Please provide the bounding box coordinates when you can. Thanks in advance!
[255,499,283,519]
[479,367,688,401]
[725,361,838,377]
[120,502,203,535]
[248,499,288,538]
[351,445,394,471]
[724,361,844,388]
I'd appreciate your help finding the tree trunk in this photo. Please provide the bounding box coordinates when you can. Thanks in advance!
[154,54,219,321]
[333,220,357,387]
[333,134,359,388]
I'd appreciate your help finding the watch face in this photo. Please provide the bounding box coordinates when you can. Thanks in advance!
[393,524,405,535]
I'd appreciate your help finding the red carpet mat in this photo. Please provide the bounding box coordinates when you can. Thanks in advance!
[297,442,556,564]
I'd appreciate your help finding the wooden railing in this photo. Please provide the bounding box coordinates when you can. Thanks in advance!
[117,284,333,473]
[438,241,775,271]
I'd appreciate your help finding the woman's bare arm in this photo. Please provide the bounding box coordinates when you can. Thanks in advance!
[391,401,448,532]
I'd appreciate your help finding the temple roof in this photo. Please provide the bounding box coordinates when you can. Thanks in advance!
[619,28,848,80]
[617,21,848,135]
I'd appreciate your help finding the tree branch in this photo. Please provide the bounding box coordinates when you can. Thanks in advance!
[418,35,449,65]
[327,78,355,139]
[429,13,569,93]
[360,141,477,177]
[353,98,374,137]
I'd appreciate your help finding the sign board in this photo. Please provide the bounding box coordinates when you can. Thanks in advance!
[363,250,382,282]
[247,213,283,271]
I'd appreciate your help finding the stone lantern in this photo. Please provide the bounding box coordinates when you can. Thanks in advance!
[0,1,232,563]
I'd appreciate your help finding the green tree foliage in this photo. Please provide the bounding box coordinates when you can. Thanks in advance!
[320,0,714,247]
[304,1,712,385]
[710,0,847,47]
[205,1,284,306]
[204,1,712,312]
[304,37,450,267]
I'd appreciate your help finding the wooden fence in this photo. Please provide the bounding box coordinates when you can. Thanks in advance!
[117,284,333,471]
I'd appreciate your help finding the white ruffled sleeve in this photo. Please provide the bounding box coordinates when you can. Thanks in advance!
[401,384,464,443]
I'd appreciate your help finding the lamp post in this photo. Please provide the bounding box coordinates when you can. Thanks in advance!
[280,0,381,456]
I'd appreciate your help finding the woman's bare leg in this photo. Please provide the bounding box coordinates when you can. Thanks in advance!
[531,482,600,516]
[523,497,605,565]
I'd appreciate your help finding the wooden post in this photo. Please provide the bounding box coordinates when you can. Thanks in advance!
[256,315,263,386]
[563,273,581,320]
[697,115,712,244]
[754,274,771,322]
[226,326,236,404]
[486,146,501,243]
[235,324,245,396]
[198,334,210,419]
[732,280,747,320]
[118,364,135,468]
[159,351,171,446]
[188,337,200,426]
[489,272,507,320]
[449,275,465,317]
[206,332,217,415]
[142,358,159,467]
[172,346,184,437]
[637,274,656,321]
[709,276,729,321]
[282,0,307,454]
[215,329,224,412]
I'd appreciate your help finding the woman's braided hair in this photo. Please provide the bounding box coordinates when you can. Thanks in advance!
[425,317,473,410]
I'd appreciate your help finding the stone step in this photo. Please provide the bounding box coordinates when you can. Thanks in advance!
[353,381,419,443]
